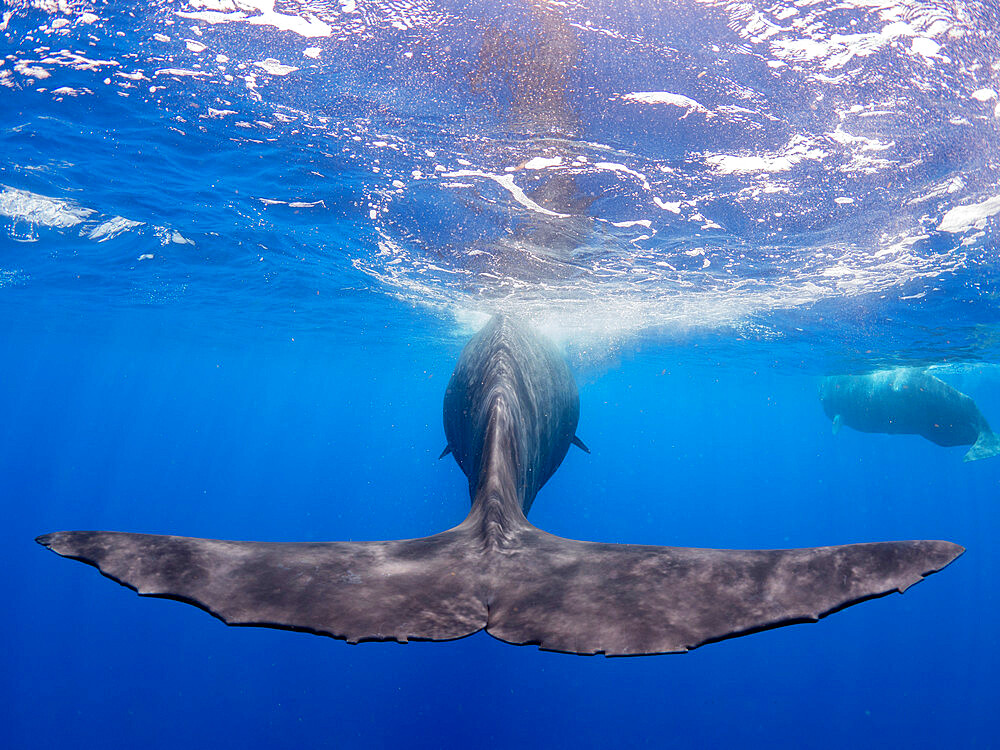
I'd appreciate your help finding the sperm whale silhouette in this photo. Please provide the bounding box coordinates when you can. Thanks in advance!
[38,316,962,655]
[820,368,1000,462]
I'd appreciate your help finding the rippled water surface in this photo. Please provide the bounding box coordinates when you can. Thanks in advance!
[3,0,1000,363]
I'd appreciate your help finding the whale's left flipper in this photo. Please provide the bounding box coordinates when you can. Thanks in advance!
[36,530,488,644]
[37,528,961,655]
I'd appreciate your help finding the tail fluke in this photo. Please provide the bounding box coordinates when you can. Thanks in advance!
[485,529,963,655]
[37,526,962,655]
[964,431,1000,462]
[36,529,488,643]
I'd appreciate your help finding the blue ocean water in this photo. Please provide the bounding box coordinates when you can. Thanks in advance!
[2,0,998,747]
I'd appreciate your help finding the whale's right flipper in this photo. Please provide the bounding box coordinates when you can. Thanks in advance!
[487,531,963,656]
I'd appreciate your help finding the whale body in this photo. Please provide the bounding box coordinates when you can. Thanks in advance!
[38,317,962,655]
[820,368,1000,462]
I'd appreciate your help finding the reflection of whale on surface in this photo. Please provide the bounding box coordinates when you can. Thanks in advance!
[820,368,1000,462]
[38,317,961,656]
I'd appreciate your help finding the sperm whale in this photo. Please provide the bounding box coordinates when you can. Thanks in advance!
[820,368,1000,462]
[37,316,962,655]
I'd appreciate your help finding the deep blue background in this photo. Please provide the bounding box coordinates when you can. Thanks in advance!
[2,304,994,749]
[3,1,998,745]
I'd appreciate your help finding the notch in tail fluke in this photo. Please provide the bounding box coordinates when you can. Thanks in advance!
[36,526,962,656]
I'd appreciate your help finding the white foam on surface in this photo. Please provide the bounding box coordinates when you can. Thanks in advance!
[177,0,333,38]
[357,201,961,347]
[0,187,94,228]
[653,197,681,213]
[721,0,957,74]
[827,126,892,151]
[622,91,711,117]
[52,86,92,96]
[938,195,1000,233]
[594,162,651,190]
[155,68,209,77]
[910,36,940,59]
[611,220,651,228]
[705,136,827,174]
[15,62,51,79]
[88,217,143,241]
[443,171,570,218]
[38,51,119,72]
[523,156,563,170]
[254,58,298,75]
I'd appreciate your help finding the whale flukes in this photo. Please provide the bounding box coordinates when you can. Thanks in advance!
[37,528,961,656]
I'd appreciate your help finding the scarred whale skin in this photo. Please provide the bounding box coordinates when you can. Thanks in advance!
[37,317,962,655]
[820,368,1000,462]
